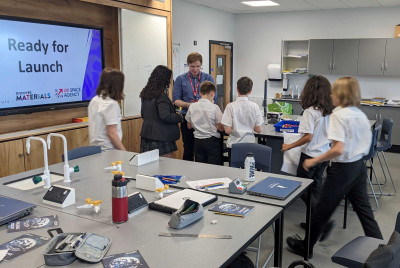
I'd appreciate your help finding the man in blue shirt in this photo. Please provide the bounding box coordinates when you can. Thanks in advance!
[173,52,217,161]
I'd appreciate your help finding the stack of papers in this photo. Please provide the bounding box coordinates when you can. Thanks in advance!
[186,178,232,190]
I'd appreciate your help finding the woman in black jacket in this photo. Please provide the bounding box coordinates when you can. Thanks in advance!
[140,65,183,157]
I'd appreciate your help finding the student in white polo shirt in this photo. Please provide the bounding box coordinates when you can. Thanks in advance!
[287,76,383,258]
[221,76,263,157]
[186,81,224,165]
[282,75,335,237]
[88,68,126,152]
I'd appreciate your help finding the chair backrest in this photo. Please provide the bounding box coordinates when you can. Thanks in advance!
[379,118,393,144]
[287,260,315,268]
[396,212,400,234]
[230,143,272,172]
[362,125,381,161]
[62,146,102,161]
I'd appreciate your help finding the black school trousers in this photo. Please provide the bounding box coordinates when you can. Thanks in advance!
[181,114,195,161]
[194,136,222,165]
[308,159,383,248]
[297,152,328,209]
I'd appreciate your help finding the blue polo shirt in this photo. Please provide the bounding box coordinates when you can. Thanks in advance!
[173,71,217,114]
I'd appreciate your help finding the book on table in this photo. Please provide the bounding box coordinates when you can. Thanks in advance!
[247,177,302,200]
[209,201,254,218]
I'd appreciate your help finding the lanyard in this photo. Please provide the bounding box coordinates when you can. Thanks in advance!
[188,72,201,101]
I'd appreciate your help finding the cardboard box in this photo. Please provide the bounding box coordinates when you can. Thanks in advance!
[395,24,400,38]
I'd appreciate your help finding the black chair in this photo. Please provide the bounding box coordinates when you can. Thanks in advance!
[230,143,272,172]
[62,145,101,161]
[332,212,400,268]
[375,118,396,196]
[230,143,272,267]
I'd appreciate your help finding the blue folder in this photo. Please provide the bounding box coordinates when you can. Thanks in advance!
[247,177,302,200]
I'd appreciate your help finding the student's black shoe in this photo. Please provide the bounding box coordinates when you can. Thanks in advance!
[300,222,306,230]
[286,235,313,258]
[319,219,336,242]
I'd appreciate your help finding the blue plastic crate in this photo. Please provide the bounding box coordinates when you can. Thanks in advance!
[273,120,300,133]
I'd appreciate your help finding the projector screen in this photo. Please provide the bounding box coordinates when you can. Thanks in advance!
[0,16,104,115]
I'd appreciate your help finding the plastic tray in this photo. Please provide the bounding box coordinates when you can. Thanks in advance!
[273,120,300,133]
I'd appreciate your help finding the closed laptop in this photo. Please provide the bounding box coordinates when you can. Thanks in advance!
[247,177,302,200]
[0,196,36,225]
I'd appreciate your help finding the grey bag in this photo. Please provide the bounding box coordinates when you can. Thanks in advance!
[44,230,111,266]
[168,199,203,229]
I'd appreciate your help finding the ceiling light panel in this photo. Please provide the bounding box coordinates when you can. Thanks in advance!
[242,1,280,7]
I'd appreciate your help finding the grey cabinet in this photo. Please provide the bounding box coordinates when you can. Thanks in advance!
[358,39,387,76]
[308,39,333,75]
[309,39,359,75]
[332,39,359,76]
[384,38,400,76]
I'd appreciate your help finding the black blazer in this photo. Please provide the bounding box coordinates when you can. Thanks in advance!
[140,93,182,141]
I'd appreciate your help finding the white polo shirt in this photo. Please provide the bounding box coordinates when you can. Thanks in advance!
[88,95,122,151]
[328,106,371,163]
[185,98,223,139]
[298,107,331,157]
[221,97,263,148]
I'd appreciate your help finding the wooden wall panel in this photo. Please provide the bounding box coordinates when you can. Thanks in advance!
[0,0,119,134]
[121,121,130,150]
[0,140,25,178]
[128,118,143,153]
[122,0,171,11]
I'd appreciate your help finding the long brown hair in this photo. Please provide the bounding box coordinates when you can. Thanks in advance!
[96,68,125,101]
[300,75,334,116]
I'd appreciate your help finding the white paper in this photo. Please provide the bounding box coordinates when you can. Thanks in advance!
[186,178,232,190]
[216,75,224,85]
[281,132,303,175]
[0,250,8,262]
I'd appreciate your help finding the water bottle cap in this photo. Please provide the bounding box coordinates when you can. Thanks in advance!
[247,152,254,157]
[112,174,127,187]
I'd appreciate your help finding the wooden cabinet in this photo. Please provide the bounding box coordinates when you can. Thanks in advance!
[308,39,358,75]
[0,140,25,178]
[127,118,143,153]
[384,38,400,76]
[358,39,386,76]
[63,128,90,150]
[121,121,129,150]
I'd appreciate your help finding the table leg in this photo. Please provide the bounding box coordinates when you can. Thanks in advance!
[274,212,283,267]
[304,187,312,261]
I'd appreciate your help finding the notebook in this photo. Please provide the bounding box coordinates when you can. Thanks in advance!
[247,177,302,200]
[149,189,218,214]
[0,196,36,226]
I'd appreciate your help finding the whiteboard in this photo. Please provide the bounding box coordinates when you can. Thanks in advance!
[120,9,168,116]
[172,43,180,80]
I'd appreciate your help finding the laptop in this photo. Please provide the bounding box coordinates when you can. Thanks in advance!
[247,177,302,200]
[0,196,36,226]
[149,189,218,214]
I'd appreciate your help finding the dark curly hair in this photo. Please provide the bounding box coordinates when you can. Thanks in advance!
[140,65,172,100]
[300,75,334,116]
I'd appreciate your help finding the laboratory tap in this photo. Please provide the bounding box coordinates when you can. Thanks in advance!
[47,133,79,183]
[26,137,51,189]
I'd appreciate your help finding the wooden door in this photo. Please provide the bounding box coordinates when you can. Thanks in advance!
[0,140,25,177]
[63,128,90,150]
[210,43,232,111]
[23,134,64,171]
[121,120,130,150]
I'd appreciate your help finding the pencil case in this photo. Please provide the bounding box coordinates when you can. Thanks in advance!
[43,229,111,266]
[168,199,203,229]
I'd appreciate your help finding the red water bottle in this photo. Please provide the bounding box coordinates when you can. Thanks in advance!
[112,174,128,223]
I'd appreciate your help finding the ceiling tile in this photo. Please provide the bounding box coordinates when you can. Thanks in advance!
[341,0,381,8]
[274,0,319,10]
[377,0,400,6]
[305,0,348,9]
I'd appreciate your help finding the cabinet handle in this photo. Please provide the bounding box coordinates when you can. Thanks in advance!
[333,62,336,70]
[381,62,384,71]
[18,153,24,158]
[385,61,388,71]
[329,62,332,70]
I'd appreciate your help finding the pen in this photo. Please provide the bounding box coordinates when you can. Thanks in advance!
[162,177,178,182]
[199,182,224,189]
[213,212,244,218]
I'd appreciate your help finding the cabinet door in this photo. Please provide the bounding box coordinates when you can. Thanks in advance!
[358,39,386,76]
[384,39,400,76]
[308,39,333,75]
[23,134,64,171]
[128,118,143,153]
[332,39,359,76]
[64,128,90,151]
[121,120,129,150]
[0,140,25,177]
